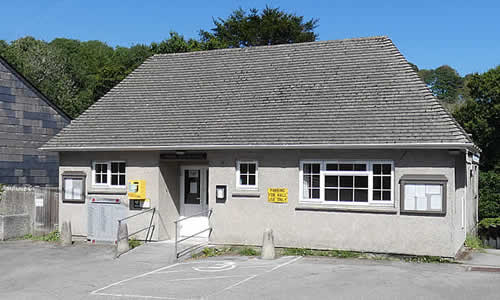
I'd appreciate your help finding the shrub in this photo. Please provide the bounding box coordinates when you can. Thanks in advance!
[128,238,142,249]
[478,171,500,219]
[465,234,484,249]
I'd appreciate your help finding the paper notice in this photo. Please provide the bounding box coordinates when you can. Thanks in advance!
[190,182,198,193]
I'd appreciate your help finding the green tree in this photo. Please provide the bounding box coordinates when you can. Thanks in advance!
[418,65,464,104]
[200,6,318,47]
[478,171,500,219]
[454,66,500,171]
[2,37,79,116]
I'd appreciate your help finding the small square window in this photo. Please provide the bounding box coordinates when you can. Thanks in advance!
[237,161,258,188]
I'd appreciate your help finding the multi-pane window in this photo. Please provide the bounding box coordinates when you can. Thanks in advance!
[93,161,126,187]
[301,161,393,205]
[303,163,321,200]
[373,164,392,201]
[324,163,369,203]
[237,161,258,188]
[111,162,126,186]
[94,163,108,184]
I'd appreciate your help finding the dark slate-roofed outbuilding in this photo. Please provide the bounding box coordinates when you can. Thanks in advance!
[0,57,71,186]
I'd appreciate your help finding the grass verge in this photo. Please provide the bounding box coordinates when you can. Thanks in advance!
[22,230,60,242]
[193,246,457,264]
[192,246,260,258]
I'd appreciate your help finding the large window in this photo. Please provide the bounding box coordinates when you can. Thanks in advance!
[300,161,393,205]
[236,161,258,189]
[93,161,126,187]
[400,175,447,215]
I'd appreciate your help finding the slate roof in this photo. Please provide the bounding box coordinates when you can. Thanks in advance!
[42,36,476,151]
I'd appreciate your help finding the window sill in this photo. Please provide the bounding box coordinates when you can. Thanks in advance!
[88,187,127,195]
[400,210,446,217]
[296,203,397,214]
[232,191,261,198]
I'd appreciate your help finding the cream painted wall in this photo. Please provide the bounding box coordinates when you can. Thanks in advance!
[207,149,475,257]
[59,151,160,240]
[58,148,478,256]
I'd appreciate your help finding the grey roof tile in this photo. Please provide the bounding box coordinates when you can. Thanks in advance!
[43,36,474,150]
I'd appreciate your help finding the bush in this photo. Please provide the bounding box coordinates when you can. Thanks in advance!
[465,234,484,249]
[128,238,142,249]
[479,171,500,219]
[478,217,500,242]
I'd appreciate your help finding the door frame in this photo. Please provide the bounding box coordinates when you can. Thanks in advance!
[179,165,208,217]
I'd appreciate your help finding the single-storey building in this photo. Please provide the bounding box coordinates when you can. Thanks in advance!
[42,36,480,257]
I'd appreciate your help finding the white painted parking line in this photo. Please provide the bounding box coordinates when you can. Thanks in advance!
[163,275,249,282]
[90,263,180,296]
[193,261,236,272]
[92,292,176,299]
[90,256,302,299]
[210,256,302,297]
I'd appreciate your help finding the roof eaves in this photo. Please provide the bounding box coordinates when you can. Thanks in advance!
[40,142,478,152]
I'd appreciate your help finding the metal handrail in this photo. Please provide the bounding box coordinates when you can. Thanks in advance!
[174,209,212,224]
[174,209,212,259]
[119,208,155,222]
[116,207,156,258]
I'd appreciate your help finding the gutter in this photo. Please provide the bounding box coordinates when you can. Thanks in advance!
[40,142,479,152]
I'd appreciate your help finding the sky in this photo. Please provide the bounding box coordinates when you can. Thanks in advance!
[1,0,498,75]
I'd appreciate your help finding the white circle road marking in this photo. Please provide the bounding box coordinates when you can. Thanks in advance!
[192,261,236,272]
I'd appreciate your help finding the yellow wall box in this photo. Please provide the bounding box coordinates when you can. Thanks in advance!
[128,180,146,200]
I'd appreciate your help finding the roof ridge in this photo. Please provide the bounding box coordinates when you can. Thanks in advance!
[151,36,390,58]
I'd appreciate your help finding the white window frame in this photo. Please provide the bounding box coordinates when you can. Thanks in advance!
[300,160,323,201]
[236,160,258,189]
[299,160,394,206]
[92,161,126,188]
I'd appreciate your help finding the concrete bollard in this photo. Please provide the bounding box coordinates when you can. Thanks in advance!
[60,221,72,246]
[116,222,130,256]
[261,228,276,260]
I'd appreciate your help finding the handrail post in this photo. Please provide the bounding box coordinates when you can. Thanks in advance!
[115,219,121,258]
[174,221,178,260]
[145,208,155,243]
